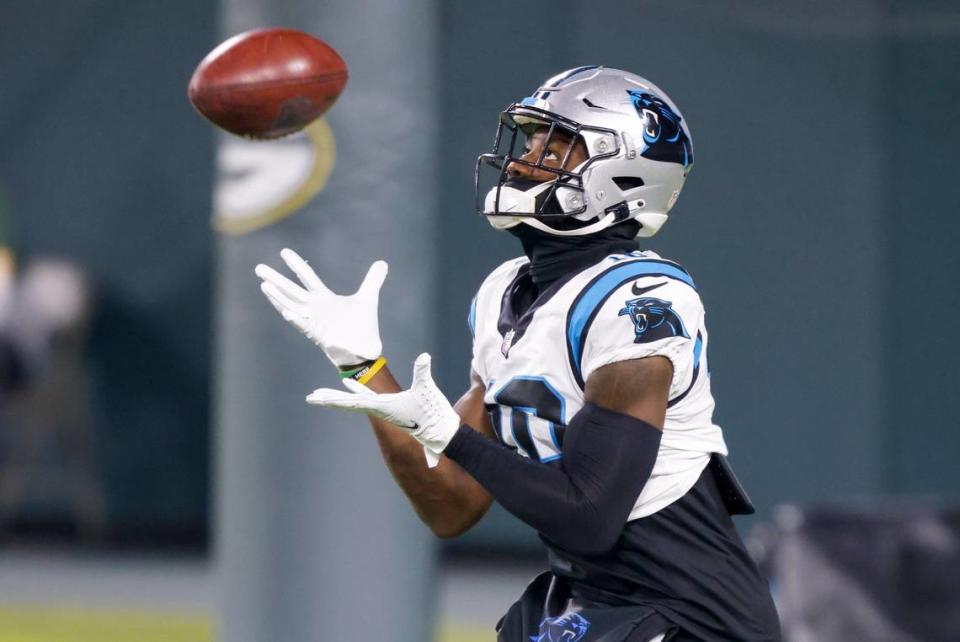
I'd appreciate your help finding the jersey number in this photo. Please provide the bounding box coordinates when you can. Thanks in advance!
[487,377,567,462]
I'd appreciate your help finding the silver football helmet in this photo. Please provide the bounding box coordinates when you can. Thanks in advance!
[476,66,693,237]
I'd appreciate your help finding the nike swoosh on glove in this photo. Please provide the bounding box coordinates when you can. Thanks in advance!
[305,353,460,468]
[255,248,387,368]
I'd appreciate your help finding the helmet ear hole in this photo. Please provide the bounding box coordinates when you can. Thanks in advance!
[612,176,645,191]
[635,199,645,209]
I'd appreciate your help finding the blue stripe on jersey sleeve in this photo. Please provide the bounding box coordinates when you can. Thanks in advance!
[468,294,478,338]
[668,330,703,408]
[566,259,696,388]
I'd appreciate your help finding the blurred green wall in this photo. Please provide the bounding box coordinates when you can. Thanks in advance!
[1,0,957,552]
[882,2,960,495]
[434,0,960,550]
[0,0,216,542]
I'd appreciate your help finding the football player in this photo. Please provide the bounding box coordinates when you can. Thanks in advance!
[256,67,781,641]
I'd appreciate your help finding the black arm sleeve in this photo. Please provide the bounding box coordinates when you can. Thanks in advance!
[443,402,662,555]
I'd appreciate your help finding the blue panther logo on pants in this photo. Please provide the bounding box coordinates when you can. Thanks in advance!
[619,296,689,344]
[531,612,590,642]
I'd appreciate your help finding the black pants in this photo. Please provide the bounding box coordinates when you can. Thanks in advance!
[496,458,781,641]
[497,570,679,641]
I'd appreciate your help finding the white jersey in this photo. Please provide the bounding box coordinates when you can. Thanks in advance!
[469,250,728,520]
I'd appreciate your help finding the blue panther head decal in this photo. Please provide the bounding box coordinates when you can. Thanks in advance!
[619,296,689,343]
[531,612,590,642]
[626,90,693,170]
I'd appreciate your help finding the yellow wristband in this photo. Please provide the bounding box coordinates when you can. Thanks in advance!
[355,356,387,385]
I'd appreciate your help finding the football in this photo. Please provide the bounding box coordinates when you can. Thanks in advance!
[188,28,348,139]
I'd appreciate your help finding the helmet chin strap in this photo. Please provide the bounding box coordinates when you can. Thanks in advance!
[483,180,555,217]
[518,211,619,236]
[484,159,632,236]
[485,177,616,235]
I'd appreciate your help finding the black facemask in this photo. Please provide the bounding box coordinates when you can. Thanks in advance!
[508,220,641,287]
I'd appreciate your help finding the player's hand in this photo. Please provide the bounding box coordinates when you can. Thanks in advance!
[255,248,387,368]
[306,353,459,467]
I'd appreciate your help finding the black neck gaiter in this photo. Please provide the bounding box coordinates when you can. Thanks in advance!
[508,220,641,288]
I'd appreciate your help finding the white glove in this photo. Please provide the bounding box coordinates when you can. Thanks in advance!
[255,248,387,368]
[306,353,460,467]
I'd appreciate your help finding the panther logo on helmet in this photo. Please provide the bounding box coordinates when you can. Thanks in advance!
[626,90,693,171]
